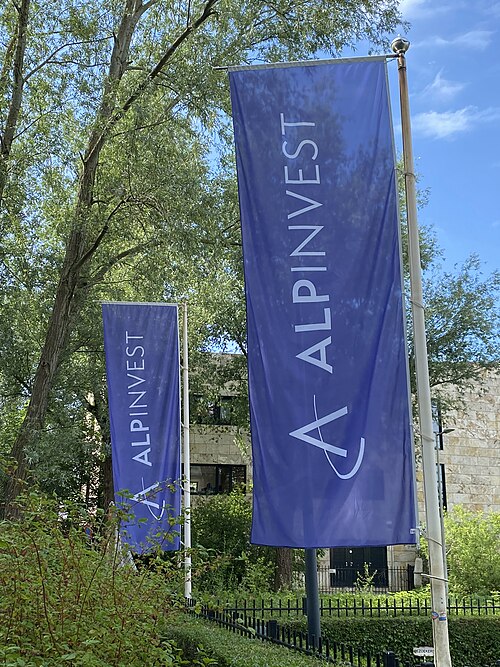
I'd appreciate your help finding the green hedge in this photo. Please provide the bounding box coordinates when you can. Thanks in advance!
[167,615,329,667]
[285,616,500,667]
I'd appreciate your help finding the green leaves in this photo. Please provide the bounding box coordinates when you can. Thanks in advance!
[444,506,500,596]
[0,493,186,666]
[191,491,275,593]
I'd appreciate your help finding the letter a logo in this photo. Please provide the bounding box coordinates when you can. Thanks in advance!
[289,396,365,479]
[289,406,348,456]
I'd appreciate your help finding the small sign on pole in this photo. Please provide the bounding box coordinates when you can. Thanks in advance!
[413,647,435,658]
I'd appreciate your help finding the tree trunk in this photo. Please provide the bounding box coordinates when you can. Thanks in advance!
[86,391,114,512]
[0,0,30,207]
[1,0,218,518]
[2,225,88,517]
[273,547,293,591]
[98,454,114,513]
[0,0,140,517]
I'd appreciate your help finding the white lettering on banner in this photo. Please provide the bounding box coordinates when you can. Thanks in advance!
[132,448,152,466]
[286,190,323,219]
[125,331,153,468]
[133,480,166,519]
[294,308,331,333]
[289,396,365,480]
[296,337,332,374]
[292,280,329,303]
[283,139,318,161]
[280,115,330,370]
[284,163,320,184]
[280,114,365,477]
[288,225,325,257]
[290,406,349,456]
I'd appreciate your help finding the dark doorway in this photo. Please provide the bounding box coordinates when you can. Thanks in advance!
[329,547,387,588]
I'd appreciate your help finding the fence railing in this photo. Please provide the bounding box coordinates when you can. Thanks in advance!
[186,601,410,667]
[294,566,415,593]
[208,595,499,619]
[187,601,500,667]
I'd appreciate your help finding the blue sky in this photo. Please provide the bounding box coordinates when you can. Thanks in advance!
[381,0,499,275]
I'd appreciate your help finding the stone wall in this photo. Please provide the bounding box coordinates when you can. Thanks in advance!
[190,424,251,472]
[391,370,500,568]
[437,371,500,513]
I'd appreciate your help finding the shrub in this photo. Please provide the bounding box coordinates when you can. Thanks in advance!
[0,492,185,666]
[284,615,500,667]
[168,614,330,667]
[191,491,274,593]
[419,506,500,595]
[444,506,500,595]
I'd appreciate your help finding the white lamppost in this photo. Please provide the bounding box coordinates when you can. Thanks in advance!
[392,36,452,667]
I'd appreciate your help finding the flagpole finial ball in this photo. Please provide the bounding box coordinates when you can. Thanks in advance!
[391,37,410,54]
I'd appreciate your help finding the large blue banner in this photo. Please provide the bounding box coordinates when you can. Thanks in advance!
[102,302,181,552]
[229,59,417,548]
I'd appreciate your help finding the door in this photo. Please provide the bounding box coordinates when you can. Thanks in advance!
[329,547,387,587]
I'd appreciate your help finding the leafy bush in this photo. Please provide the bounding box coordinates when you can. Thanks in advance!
[0,492,185,666]
[168,614,329,667]
[419,506,500,595]
[191,491,274,593]
[284,615,500,667]
[445,506,500,595]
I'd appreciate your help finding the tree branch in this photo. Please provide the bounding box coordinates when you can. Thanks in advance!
[85,0,219,167]
[85,239,157,287]
[13,105,66,141]
[137,0,160,18]
[73,224,109,273]
[23,37,111,82]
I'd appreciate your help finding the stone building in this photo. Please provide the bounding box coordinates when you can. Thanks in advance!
[188,360,500,589]
[389,369,500,579]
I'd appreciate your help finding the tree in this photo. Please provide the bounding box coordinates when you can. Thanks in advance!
[424,255,500,394]
[191,490,275,592]
[0,0,404,515]
[420,506,500,595]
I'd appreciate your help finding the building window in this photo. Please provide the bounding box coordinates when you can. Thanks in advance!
[190,395,236,425]
[190,464,246,495]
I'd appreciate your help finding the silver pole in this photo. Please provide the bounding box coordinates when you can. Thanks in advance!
[182,302,192,598]
[391,37,452,667]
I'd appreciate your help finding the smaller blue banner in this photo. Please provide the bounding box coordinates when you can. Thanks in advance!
[102,302,181,552]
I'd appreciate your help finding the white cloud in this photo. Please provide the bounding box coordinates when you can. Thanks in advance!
[486,2,500,18]
[421,70,465,101]
[412,106,500,139]
[399,0,454,19]
[399,0,427,16]
[417,30,495,51]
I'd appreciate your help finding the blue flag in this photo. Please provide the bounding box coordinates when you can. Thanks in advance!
[102,302,181,552]
[229,59,417,548]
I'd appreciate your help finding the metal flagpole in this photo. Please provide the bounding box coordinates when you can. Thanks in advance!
[182,302,192,598]
[392,37,452,667]
[304,548,321,648]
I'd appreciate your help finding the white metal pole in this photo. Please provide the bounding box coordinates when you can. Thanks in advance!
[182,302,192,598]
[392,37,452,667]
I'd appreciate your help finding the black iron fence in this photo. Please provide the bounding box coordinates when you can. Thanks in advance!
[304,565,415,593]
[206,596,499,619]
[187,602,500,667]
[186,602,410,667]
